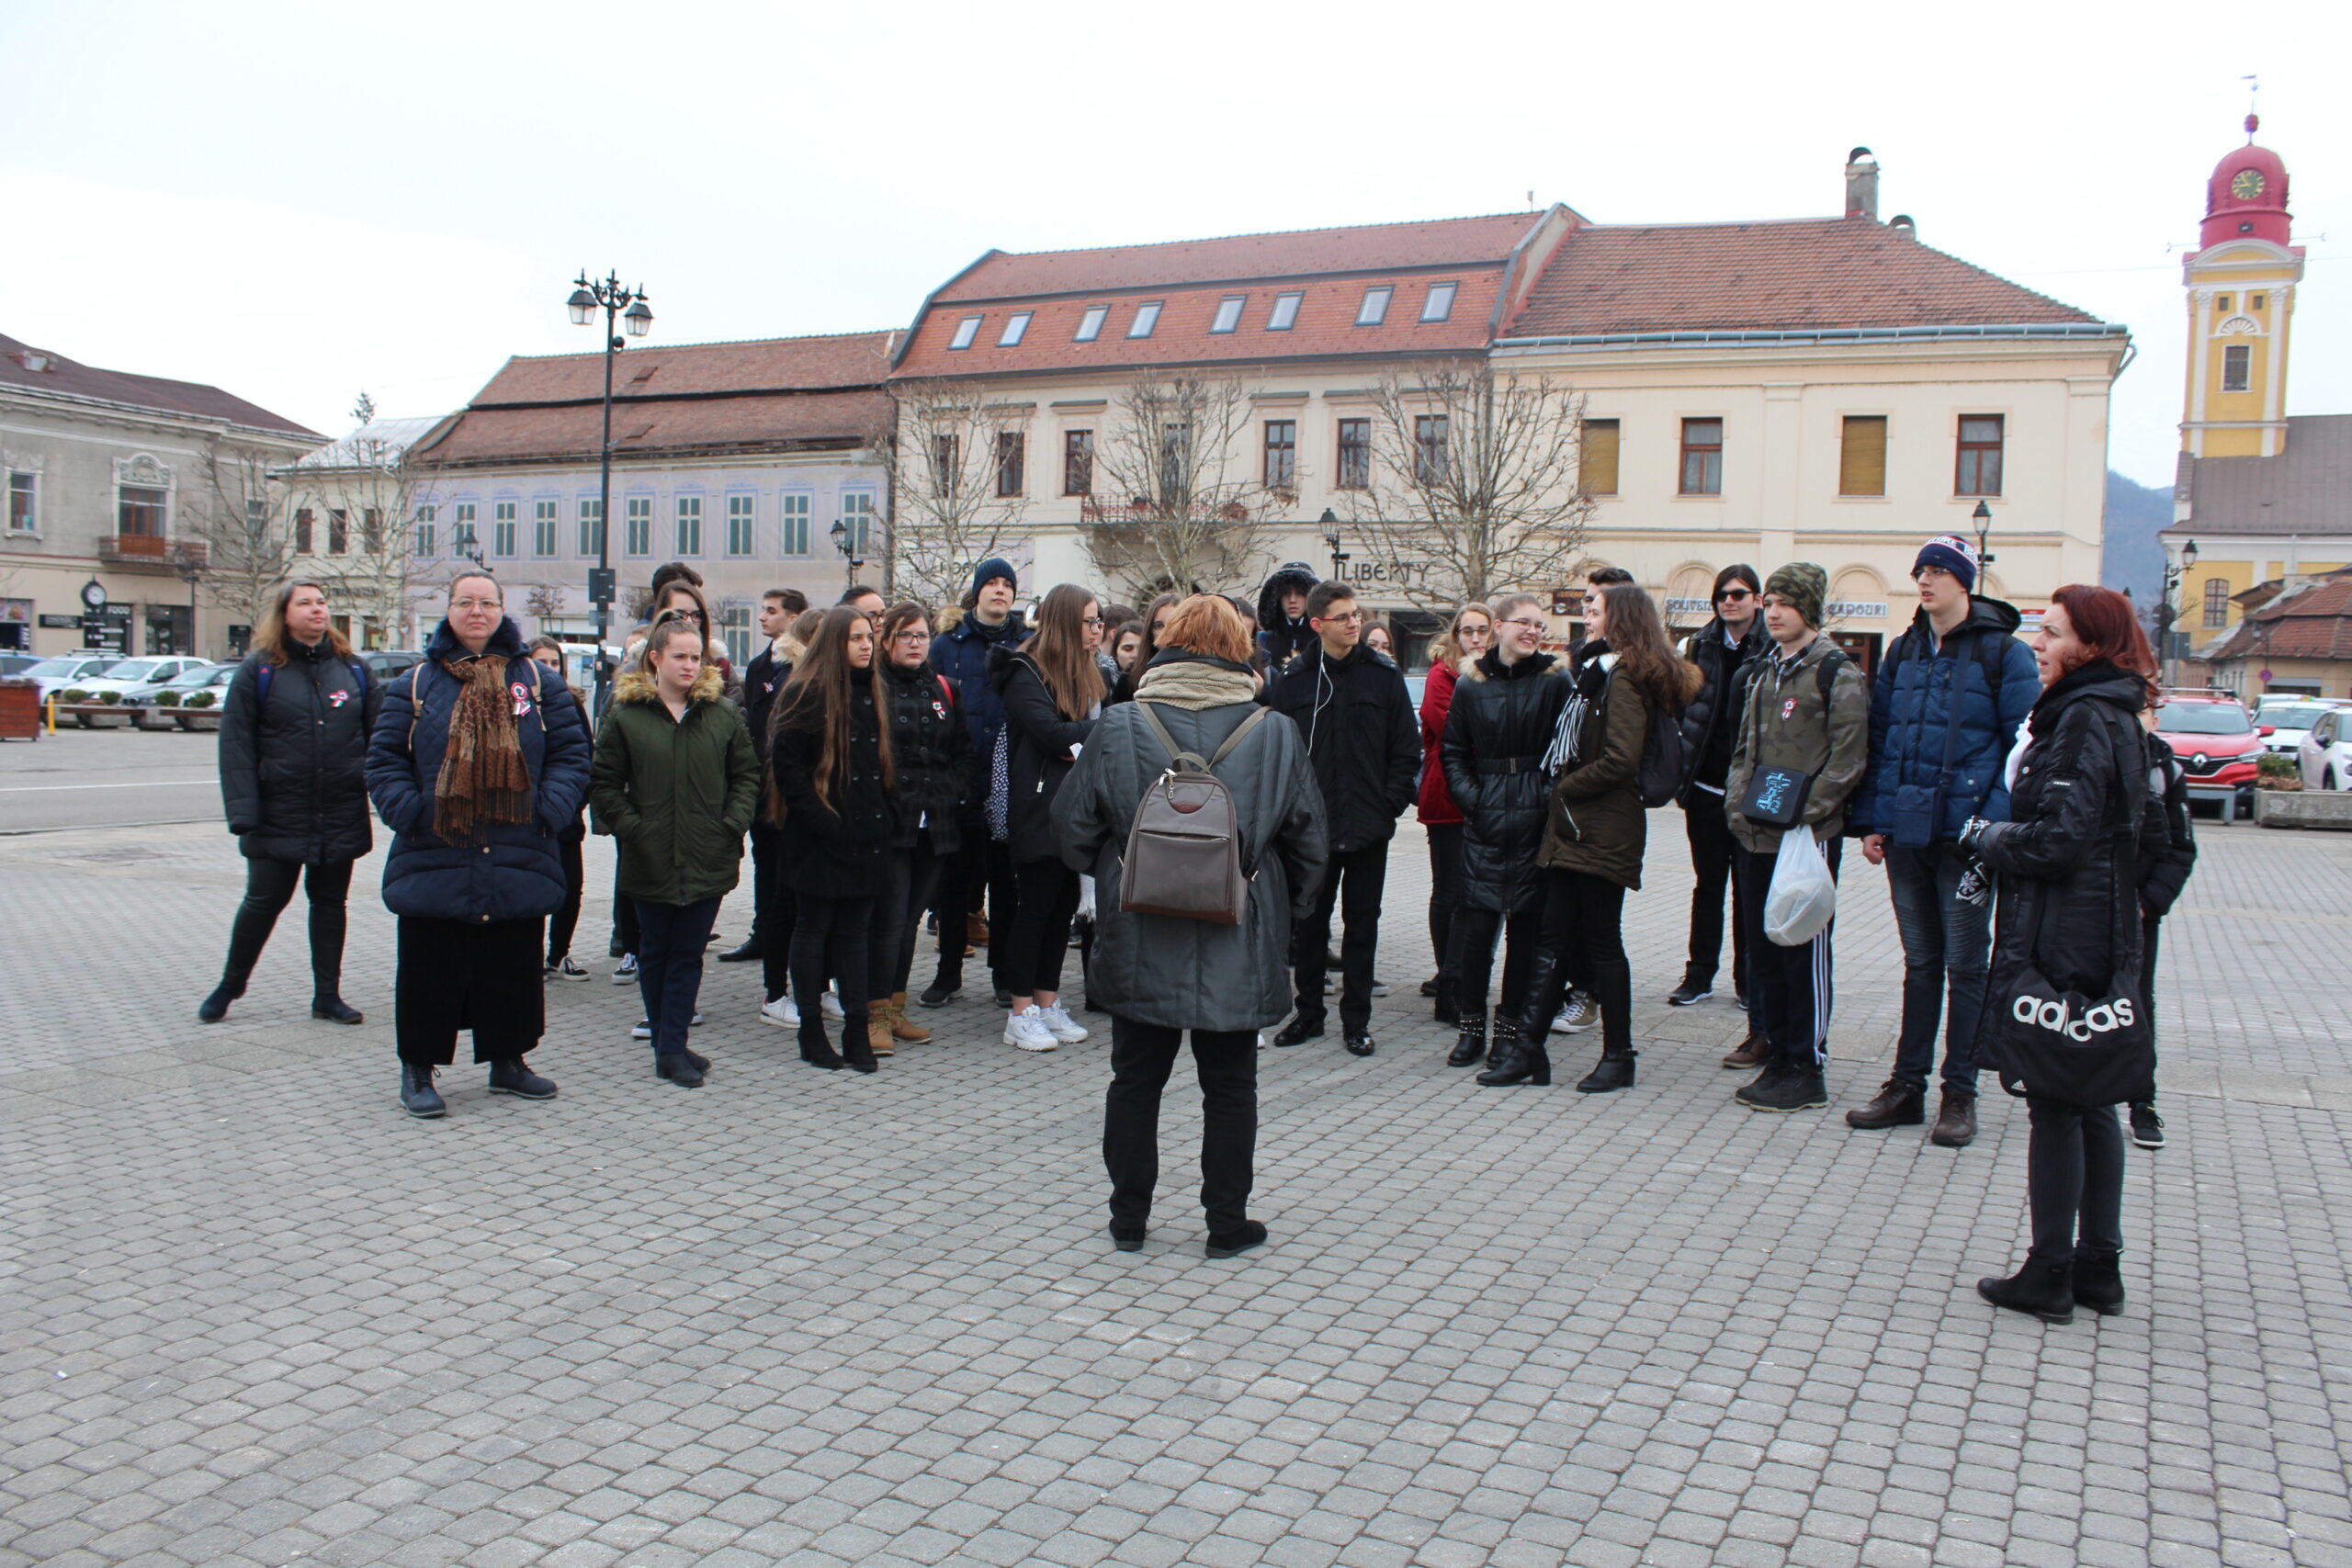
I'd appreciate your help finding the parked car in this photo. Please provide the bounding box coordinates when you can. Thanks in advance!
[0,654,40,677]
[24,654,133,703]
[2155,693,2265,818]
[2299,707,2352,791]
[74,657,216,700]
[119,660,234,703]
[358,649,425,682]
[2247,700,2337,757]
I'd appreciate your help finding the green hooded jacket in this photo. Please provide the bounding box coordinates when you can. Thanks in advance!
[1722,632,1871,854]
[589,663,760,905]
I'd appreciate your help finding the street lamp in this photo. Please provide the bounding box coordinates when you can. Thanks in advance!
[830,517,865,587]
[1970,499,1997,573]
[2159,537,2200,688]
[1319,507,1349,581]
[567,268,653,716]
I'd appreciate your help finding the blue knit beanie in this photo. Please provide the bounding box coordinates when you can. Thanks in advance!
[1913,534,1980,592]
[971,558,1018,598]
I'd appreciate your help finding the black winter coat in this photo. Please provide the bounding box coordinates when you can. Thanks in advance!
[771,678,894,897]
[993,649,1097,866]
[219,637,379,865]
[1442,649,1571,914]
[2139,734,2199,919]
[1259,643,1419,853]
[1677,615,1767,798]
[1974,661,2169,997]
[742,644,790,769]
[882,659,969,853]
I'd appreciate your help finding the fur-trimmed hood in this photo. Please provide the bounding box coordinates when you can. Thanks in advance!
[613,662,726,707]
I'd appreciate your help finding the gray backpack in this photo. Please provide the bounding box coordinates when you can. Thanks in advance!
[1121,703,1271,925]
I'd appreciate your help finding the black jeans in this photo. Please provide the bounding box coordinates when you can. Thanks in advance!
[885,840,946,998]
[2026,1096,2126,1265]
[221,854,353,998]
[1294,842,1388,1033]
[1103,1015,1258,1237]
[635,897,718,1059]
[1425,822,1465,984]
[608,860,639,957]
[790,892,873,1055]
[1523,869,1632,1056]
[760,836,798,1005]
[933,833,1017,987]
[547,826,585,964]
[1736,838,1843,1067]
[746,820,781,947]
[1001,857,1080,999]
[865,847,916,1006]
[1682,794,1747,996]
[395,915,542,1066]
[1453,904,1541,1025]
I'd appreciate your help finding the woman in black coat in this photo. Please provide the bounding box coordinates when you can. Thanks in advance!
[869,601,970,1052]
[1439,592,1571,1068]
[1968,586,2169,1325]
[202,580,379,1026]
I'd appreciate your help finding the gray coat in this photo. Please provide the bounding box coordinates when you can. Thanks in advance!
[1055,682,1329,1032]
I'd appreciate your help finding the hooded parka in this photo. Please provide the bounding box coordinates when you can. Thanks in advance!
[929,607,1026,821]
[1442,648,1571,913]
[588,664,761,906]
[992,647,1096,865]
[219,637,379,864]
[770,674,894,896]
[1259,642,1419,853]
[1535,652,1662,891]
[1254,562,1320,670]
[1849,596,2041,843]
[882,657,969,853]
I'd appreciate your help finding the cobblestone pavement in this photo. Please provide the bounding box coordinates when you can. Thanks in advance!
[4,764,2351,1568]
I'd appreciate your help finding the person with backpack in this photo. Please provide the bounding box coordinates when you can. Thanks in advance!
[870,601,970,1055]
[202,579,379,1026]
[1845,534,2042,1149]
[367,571,591,1118]
[2130,706,2197,1151]
[1485,583,1701,1090]
[1672,565,1768,1019]
[1416,602,1494,1025]
[1258,581,1419,1057]
[1055,594,1329,1258]
[922,558,1027,1008]
[1721,563,1871,1114]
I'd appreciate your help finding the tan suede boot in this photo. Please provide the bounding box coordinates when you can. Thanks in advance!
[888,992,932,1043]
[866,1003,895,1056]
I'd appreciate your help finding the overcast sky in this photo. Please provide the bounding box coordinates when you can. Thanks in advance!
[6,0,2345,492]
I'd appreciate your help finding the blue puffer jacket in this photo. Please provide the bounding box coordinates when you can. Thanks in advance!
[1850,596,2041,845]
[929,607,1026,824]
[366,617,592,923]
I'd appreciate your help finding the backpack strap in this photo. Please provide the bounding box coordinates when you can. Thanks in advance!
[1206,705,1272,769]
[1134,701,1203,770]
[406,662,426,750]
[936,672,956,707]
[255,661,272,705]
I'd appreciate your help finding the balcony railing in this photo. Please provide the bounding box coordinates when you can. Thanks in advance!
[97,535,207,570]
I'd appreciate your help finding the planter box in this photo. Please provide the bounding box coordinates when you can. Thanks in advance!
[0,680,39,740]
[131,707,180,731]
[54,704,135,729]
[2255,788,2352,830]
[173,710,223,732]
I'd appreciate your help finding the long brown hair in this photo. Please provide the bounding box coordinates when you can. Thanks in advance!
[878,601,933,664]
[649,581,718,668]
[1597,583,1702,714]
[1024,582,1105,719]
[254,579,353,666]
[771,606,893,817]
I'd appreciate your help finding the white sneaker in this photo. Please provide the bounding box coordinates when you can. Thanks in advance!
[1004,1006,1059,1052]
[820,990,843,1021]
[614,954,639,983]
[632,1012,704,1039]
[760,995,800,1029]
[1038,1003,1089,1043]
[1553,993,1598,1034]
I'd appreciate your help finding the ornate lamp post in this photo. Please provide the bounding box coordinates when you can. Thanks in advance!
[2159,537,2200,688]
[1970,499,1997,575]
[566,270,652,715]
[830,518,865,588]
[1320,507,1349,582]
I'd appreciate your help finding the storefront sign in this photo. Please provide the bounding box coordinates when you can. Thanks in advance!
[1664,597,1713,617]
[1336,558,1436,588]
[37,614,80,628]
[84,605,132,653]
[1826,600,1888,621]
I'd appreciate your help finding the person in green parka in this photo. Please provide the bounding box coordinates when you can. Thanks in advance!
[589,612,760,1087]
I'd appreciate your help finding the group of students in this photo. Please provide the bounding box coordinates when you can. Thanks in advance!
[197,535,2188,1292]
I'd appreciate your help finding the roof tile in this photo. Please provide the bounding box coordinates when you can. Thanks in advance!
[0,331,320,438]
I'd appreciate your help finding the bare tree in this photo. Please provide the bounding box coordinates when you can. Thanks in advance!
[526,581,567,623]
[1340,360,1596,611]
[1080,370,1284,603]
[870,380,1031,610]
[300,423,424,648]
[193,442,302,637]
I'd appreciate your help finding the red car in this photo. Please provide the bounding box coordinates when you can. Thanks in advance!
[2154,693,2266,819]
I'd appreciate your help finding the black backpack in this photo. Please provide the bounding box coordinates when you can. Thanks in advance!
[1623,671,1690,809]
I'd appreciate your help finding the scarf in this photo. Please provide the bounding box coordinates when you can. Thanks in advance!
[1542,641,1614,775]
[1134,654,1256,710]
[434,652,532,846]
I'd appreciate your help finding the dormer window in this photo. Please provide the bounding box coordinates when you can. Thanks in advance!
[998,312,1032,347]
[1356,287,1393,326]
[1074,306,1108,342]
[1127,301,1163,339]
[1267,292,1303,331]
[1420,282,1459,322]
[1210,295,1246,334]
[949,315,983,350]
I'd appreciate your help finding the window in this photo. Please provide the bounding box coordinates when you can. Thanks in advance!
[294,507,315,553]
[2203,579,2230,630]
[1210,295,1246,333]
[452,502,479,558]
[996,432,1025,497]
[1578,419,1620,496]
[780,492,811,556]
[1415,415,1450,483]
[726,494,754,557]
[534,500,558,557]
[999,311,1032,347]
[2252,293,2267,310]
[949,315,982,350]
[363,508,383,554]
[1266,291,1303,331]
[1954,415,2004,496]
[675,495,702,556]
[119,484,167,536]
[492,501,516,557]
[6,471,35,532]
[329,509,350,555]
[1064,430,1093,496]
[2215,295,2233,311]
[1838,415,1888,496]
[1262,420,1296,491]
[841,492,875,554]
[578,498,604,558]
[1356,287,1392,326]
[1074,306,1108,342]
[624,497,650,558]
[719,601,752,667]
[1336,418,1371,490]
[413,504,436,558]
[1679,419,1723,496]
[2222,344,2252,392]
[932,434,960,498]
[1420,281,1458,322]
[1127,301,1162,339]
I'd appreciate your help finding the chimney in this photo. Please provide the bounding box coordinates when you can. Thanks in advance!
[1844,146,1879,220]
[1888,213,1916,239]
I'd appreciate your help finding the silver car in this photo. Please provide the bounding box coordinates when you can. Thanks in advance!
[2298,707,2352,791]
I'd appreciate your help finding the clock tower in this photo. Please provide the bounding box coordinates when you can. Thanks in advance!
[2181,115,2302,457]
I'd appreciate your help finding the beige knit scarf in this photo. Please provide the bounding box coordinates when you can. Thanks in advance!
[1134,659,1257,711]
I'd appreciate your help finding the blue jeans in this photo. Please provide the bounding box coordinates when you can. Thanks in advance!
[1885,842,1989,1094]
[636,897,719,1060]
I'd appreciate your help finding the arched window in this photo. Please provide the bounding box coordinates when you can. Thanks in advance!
[2202,579,2231,629]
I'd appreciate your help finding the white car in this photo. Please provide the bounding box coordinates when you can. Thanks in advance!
[74,657,215,699]
[23,653,132,703]
[2253,699,2339,757]
[2299,708,2352,791]
[119,661,235,703]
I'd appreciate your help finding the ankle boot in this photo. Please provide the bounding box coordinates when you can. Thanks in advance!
[1576,1048,1636,1094]
[866,1002,896,1056]
[800,1026,844,1070]
[2071,1253,2125,1317]
[1722,1028,1769,1069]
[1976,1258,2076,1324]
[888,992,932,1043]
[842,1021,880,1075]
[198,979,243,1024]
[1476,1032,1550,1087]
[1846,1077,1926,1128]
[1446,1012,1487,1068]
[1487,1014,1521,1068]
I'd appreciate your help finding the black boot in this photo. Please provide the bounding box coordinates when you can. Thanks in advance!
[1976,1258,2076,1324]
[1576,1049,1636,1094]
[198,979,243,1024]
[1446,1012,1487,1067]
[1476,1031,1550,1087]
[2071,1253,2125,1317]
[800,1024,844,1070]
[1432,976,1460,1027]
[311,996,364,1025]
[842,1019,879,1075]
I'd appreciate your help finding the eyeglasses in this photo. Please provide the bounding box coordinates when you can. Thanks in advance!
[890,629,930,645]
[1912,566,1953,583]
[1716,587,1754,603]
[1317,611,1364,626]
[1080,615,1104,627]
[450,598,503,613]
[1501,616,1545,633]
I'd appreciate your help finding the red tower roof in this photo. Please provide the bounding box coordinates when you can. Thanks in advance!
[2201,114,2291,249]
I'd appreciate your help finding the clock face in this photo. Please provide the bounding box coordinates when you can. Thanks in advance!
[2231,168,2267,201]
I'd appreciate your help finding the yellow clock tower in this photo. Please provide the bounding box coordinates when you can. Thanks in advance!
[2180,114,2302,457]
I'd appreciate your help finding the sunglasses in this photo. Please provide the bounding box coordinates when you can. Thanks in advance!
[1717,587,1754,603]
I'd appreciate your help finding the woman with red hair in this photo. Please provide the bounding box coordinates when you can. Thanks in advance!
[1962,585,2167,1323]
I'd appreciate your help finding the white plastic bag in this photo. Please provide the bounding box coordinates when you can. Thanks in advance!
[1763,829,1838,947]
[1076,873,1097,922]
